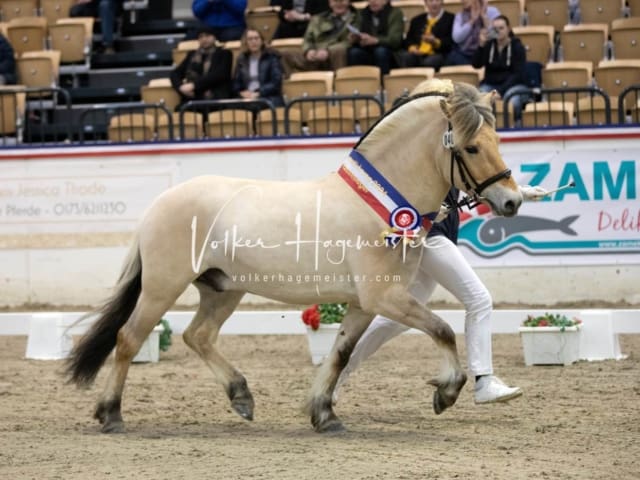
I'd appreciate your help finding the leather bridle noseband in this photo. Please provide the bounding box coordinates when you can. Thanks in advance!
[443,122,512,210]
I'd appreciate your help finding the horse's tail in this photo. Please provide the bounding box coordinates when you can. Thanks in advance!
[66,235,142,387]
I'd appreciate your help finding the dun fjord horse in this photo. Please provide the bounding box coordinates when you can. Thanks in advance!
[66,79,522,433]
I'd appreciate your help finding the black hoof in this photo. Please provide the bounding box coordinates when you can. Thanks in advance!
[432,390,450,415]
[101,421,125,433]
[231,399,254,421]
[316,418,346,434]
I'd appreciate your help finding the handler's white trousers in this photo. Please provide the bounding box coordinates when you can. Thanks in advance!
[338,234,493,388]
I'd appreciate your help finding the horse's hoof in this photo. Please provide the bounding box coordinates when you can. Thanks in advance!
[316,418,346,434]
[231,399,254,421]
[432,390,448,415]
[101,421,125,434]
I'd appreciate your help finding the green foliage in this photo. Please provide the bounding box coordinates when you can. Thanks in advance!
[158,318,172,352]
[318,303,348,324]
[522,313,582,331]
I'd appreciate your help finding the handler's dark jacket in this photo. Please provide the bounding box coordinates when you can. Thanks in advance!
[170,46,233,101]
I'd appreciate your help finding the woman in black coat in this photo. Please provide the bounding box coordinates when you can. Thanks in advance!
[232,28,285,108]
[0,34,17,85]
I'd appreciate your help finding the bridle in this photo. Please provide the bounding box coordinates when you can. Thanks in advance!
[442,121,512,210]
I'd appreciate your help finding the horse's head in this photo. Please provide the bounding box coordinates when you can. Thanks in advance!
[439,83,522,217]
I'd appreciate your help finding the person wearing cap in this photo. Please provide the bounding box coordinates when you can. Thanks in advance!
[170,25,233,103]
[192,0,247,42]
[281,0,358,76]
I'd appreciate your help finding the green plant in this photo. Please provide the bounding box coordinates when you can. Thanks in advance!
[158,318,172,352]
[522,313,582,331]
[302,303,348,330]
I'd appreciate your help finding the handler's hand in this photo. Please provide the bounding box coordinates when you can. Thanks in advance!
[520,184,549,201]
[435,203,452,222]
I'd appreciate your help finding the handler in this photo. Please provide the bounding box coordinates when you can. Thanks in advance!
[334,184,549,405]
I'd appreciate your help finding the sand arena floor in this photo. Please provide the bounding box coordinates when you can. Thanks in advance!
[0,333,638,480]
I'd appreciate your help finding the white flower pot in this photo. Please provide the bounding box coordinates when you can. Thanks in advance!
[305,323,341,365]
[133,325,164,363]
[519,326,581,366]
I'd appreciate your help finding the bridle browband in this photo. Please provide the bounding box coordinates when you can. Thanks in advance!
[354,89,512,211]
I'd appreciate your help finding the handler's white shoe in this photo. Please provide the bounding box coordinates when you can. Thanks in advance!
[474,375,522,404]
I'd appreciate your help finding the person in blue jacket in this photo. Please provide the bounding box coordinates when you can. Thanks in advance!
[192,0,247,42]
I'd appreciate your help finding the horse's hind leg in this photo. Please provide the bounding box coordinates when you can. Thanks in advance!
[306,307,374,433]
[182,283,253,421]
[95,290,181,433]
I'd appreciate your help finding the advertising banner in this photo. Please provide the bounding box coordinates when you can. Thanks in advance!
[458,149,640,266]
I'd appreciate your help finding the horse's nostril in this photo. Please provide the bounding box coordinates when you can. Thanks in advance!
[504,200,515,215]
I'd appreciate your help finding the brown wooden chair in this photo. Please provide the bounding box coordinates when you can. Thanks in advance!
[383,67,434,106]
[141,78,181,112]
[560,23,609,68]
[40,0,76,25]
[16,50,61,90]
[0,85,26,140]
[594,59,640,98]
[611,16,640,60]
[542,61,594,102]
[269,37,304,57]
[7,16,48,56]
[489,0,524,27]
[255,107,302,136]
[307,104,355,135]
[283,71,334,121]
[513,25,555,65]
[0,0,39,22]
[108,113,157,142]
[522,101,575,127]
[157,111,204,140]
[48,17,94,86]
[575,95,613,125]
[579,0,624,26]
[358,102,384,133]
[245,7,280,43]
[206,109,253,138]
[435,65,482,86]
[523,0,569,32]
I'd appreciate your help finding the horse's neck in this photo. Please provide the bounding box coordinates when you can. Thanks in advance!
[357,106,451,213]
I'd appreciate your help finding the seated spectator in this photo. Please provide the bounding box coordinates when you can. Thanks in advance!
[398,0,454,71]
[472,15,528,125]
[70,0,121,54]
[446,0,500,66]
[346,0,403,75]
[232,28,285,107]
[170,25,233,104]
[281,0,357,77]
[0,34,17,85]
[272,0,329,39]
[192,0,247,42]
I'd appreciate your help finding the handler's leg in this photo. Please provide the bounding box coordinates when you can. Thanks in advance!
[423,235,522,403]
[334,271,438,398]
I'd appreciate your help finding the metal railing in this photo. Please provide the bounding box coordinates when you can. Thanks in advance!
[0,87,72,146]
[501,86,611,129]
[618,85,640,124]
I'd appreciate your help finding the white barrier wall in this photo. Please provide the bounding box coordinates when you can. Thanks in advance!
[0,130,638,308]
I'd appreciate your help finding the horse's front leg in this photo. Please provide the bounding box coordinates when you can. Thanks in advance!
[305,308,374,433]
[375,287,467,415]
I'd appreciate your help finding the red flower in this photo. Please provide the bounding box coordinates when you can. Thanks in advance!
[537,319,549,327]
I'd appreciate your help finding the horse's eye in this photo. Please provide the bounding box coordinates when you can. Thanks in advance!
[464,146,478,154]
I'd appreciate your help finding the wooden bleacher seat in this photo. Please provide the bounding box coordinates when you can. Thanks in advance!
[560,23,609,69]
[7,16,48,57]
[611,16,640,60]
[108,113,157,142]
[40,0,76,25]
[307,104,355,135]
[245,6,280,43]
[579,0,624,26]
[383,67,434,106]
[0,0,39,22]
[522,101,575,127]
[393,0,425,35]
[157,111,203,140]
[141,78,180,112]
[513,25,555,65]
[283,71,334,122]
[206,109,253,138]
[0,85,26,141]
[48,17,94,86]
[522,0,569,32]
[255,107,302,136]
[435,64,482,86]
[489,0,524,27]
[172,39,199,66]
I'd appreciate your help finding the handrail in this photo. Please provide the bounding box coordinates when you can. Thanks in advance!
[618,84,640,124]
[78,103,173,144]
[501,86,611,129]
[285,94,384,136]
[178,98,276,138]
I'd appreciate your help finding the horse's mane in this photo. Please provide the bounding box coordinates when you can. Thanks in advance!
[355,78,495,149]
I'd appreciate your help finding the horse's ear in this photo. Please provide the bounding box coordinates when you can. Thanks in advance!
[439,98,451,119]
[482,90,498,106]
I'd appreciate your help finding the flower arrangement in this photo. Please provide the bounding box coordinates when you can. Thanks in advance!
[158,318,172,352]
[301,303,348,330]
[522,313,582,330]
